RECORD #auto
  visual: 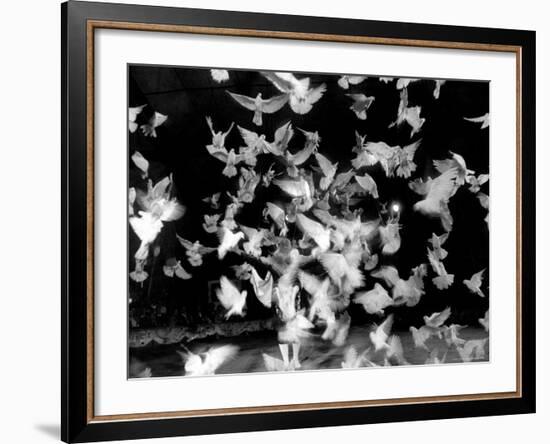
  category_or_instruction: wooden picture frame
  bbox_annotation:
[62,1,536,442]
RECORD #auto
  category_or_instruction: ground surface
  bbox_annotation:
[129,326,488,378]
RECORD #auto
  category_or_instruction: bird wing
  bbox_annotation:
[408,177,432,196]
[427,168,459,202]
[216,276,241,310]
[403,139,421,160]
[427,307,451,327]
[203,345,238,373]
[348,75,367,85]
[271,121,294,153]
[371,266,400,287]
[206,144,229,162]
[129,104,146,122]
[470,269,485,287]
[355,173,378,198]
[226,91,257,111]
[296,214,330,251]
[261,93,289,113]
[262,71,295,93]
[273,178,309,197]
[315,153,337,178]
[379,313,394,337]
[237,125,261,148]
[307,83,327,105]
[131,151,149,175]
[464,113,488,123]
[297,271,323,296]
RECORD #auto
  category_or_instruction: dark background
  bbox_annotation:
[128,65,489,332]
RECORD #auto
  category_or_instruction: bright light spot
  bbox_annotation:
[392,203,400,213]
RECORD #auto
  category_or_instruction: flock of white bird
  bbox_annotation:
[128,69,490,377]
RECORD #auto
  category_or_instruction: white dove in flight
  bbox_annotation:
[463,269,486,297]
[263,71,327,114]
[337,75,366,89]
[140,111,167,138]
[217,227,245,259]
[369,314,394,351]
[423,307,451,329]
[176,235,217,267]
[353,283,393,315]
[410,168,459,232]
[434,151,473,188]
[162,259,192,280]
[409,325,433,350]
[428,232,449,260]
[433,79,446,99]
[346,94,375,120]
[131,151,149,179]
[442,324,467,347]
[464,113,490,129]
[479,310,489,332]
[395,140,421,179]
[355,172,379,198]
[210,69,229,83]
[315,153,338,190]
[379,222,401,255]
[427,248,455,290]
[205,116,234,151]
[178,344,238,376]
[216,276,247,319]
[389,88,425,138]
[296,213,331,252]
[466,173,489,193]
[227,91,288,126]
[249,267,274,308]
[129,104,146,133]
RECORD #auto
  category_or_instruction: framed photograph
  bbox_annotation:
[61,1,536,442]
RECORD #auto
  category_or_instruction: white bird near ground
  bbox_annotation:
[442,324,467,347]
[423,307,451,329]
[129,104,146,133]
[216,276,247,319]
[369,314,394,351]
[210,69,229,83]
[456,338,488,362]
[337,75,366,89]
[346,94,375,120]
[140,111,167,138]
[353,283,393,315]
[409,325,433,350]
[263,71,327,114]
[411,168,459,232]
[463,269,486,297]
[464,113,490,129]
[178,344,239,376]
[227,91,288,126]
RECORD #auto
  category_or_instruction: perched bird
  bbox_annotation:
[337,75,366,89]
[410,168,459,232]
[227,91,288,126]
[216,276,247,319]
[178,344,238,376]
[263,71,327,114]
[463,269,486,297]
[131,151,149,179]
[464,113,490,129]
[129,104,146,133]
[140,111,168,138]
[346,94,375,120]
[210,69,229,83]
[353,283,393,315]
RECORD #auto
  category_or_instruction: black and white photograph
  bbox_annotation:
[127,65,490,378]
